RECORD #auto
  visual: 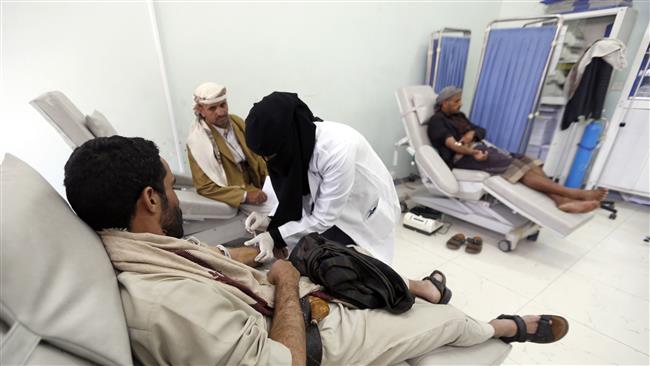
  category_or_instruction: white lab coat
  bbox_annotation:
[278,121,401,264]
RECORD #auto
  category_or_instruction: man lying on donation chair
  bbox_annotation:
[427,86,608,213]
[62,135,570,366]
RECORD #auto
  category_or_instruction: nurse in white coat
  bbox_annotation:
[243,92,401,265]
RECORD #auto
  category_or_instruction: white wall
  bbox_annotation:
[0,2,178,195]
[1,1,504,193]
[155,2,503,177]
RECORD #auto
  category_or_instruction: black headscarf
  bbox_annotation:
[245,92,319,247]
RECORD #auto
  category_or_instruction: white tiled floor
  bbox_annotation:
[393,191,650,365]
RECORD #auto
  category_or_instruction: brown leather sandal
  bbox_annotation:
[446,233,465,250]
[466,236,483,254]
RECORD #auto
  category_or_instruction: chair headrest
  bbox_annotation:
[411,92,436,124]
[30,91,94,148]
[86,110,118,138]
[396,86,436,125]
[0,154,132,365]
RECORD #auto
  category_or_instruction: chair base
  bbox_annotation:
[411,188,540,252]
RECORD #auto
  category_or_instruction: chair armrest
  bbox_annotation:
[173,172,194,188]
[452,169,490,182]
[415,145,459,196]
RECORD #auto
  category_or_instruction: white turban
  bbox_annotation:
[435,86,462,106]
[193,82,227,105]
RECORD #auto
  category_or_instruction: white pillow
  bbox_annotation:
[411,93,435,125]
[85,110,118,138]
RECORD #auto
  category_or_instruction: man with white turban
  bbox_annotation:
[186,82,269,208]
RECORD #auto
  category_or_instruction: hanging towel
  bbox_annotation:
[561,38,627,129]
[186,117,228,187]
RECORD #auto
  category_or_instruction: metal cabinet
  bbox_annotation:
[588,24,650,197]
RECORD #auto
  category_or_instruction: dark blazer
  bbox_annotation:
[426,111,486,167]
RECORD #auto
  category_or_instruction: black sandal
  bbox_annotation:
[496,314,569,344]
[423,270,452,304]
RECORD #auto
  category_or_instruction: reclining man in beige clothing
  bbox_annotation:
[64,135,569,366]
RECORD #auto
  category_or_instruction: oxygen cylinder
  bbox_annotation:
[565,121,604,188]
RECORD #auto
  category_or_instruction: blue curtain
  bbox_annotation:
[435,36,470,93]
[469,26,556,153]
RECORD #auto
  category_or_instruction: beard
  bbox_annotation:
[160,198,184,239]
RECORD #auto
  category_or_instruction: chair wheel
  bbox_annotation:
[526,231,540,241]
[498,240,512,252]
[609,213,617,220]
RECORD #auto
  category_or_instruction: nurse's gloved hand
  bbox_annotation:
[244,212,271,234]
[244,232,275,263]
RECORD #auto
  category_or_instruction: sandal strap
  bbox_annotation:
[531,315,555,343]
[423,274,445,295]
[496,314,528,343]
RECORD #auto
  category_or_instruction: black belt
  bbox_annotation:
[300,297,323,366]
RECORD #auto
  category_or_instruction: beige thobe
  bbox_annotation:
[119,272,494,366]
[188,114,267,208]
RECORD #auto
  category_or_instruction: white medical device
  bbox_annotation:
[402,212,444,235]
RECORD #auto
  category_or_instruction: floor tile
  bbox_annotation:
[564,214,618,249]
[569,228,650,301]
[507,301,650,365]
[502,357,520,365]
[532,271,650,355]
[392,237,448,280]
[447,237,578,299]
[395,223,463,262]
[433,261,530,321]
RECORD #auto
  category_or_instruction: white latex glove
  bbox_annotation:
[244,232,275,263]
[244,211,271,234]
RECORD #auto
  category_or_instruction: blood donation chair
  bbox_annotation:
[395,85,593,251]
[29,91,276,242]
[1,153,511,366]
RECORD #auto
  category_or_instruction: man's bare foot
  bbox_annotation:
[558,200,599,213]
[490,315,540,338]
[409,274,442,304]
[578,187,608,202]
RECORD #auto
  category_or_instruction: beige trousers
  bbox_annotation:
[319,299,494,365]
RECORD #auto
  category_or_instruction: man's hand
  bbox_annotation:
[245,190,267,205]
[473,149,488,161]
[267,260,300,286]
[461,130,476,145]
[273,246,289,260]
[244,232,275,263]
[244,211,271,234]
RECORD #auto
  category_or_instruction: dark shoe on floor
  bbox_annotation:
[466,236,483,254]
[423,270,452,304]
[446,233,465,250]
[497,314,569,344]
